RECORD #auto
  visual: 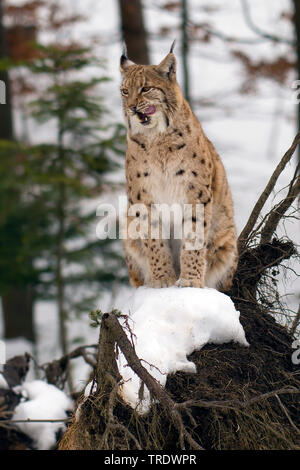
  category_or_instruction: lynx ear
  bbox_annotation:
[156,53,176,80]
[169,39,176,54]
[120,43,135,72]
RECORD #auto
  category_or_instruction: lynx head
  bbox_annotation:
[120,41,183,136]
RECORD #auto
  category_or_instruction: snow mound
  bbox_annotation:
[116,286,249,414]
[13,380,73,449]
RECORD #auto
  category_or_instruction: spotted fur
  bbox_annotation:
[120,50,238,291]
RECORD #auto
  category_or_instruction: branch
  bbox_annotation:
[195,23,270,45]
[175,386,300,411]
[238,132,300,252]
[101,312,204,451]
[240,0,295,45]
[2,418,70,424]
[42,344,97,388]
[260,172,300,244]
[275,394,300,435]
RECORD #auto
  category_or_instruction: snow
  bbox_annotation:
[115,286,249,414]
[0,373,8,389]
[1,0,299,424]
[13,380,73,450]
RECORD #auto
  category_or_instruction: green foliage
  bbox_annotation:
[0,43,127,315]
[88,308,123,328]
[0,141,53,293]
[88,309,103,328]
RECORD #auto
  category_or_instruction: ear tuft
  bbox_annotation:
[120,54,128,66]
[169,39,176,54]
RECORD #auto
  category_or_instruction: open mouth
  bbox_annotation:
[137,112,151,125]
[136,105,156,125]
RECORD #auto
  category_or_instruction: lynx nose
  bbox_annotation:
[130,105,137,114]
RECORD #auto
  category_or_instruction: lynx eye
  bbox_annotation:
[141,86,152,93]
[121,88,129,97]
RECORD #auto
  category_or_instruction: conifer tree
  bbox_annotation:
[26,43,126,355]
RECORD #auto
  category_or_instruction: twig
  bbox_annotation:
[238,132,300,252]
[175,387,300,411]
[42,344,97,371]
[101,312,204,451]
[41,344,98,389]
[275,394,300,435]
[2,418,70,424]
[240,0,295,45]
[260,174,300,244]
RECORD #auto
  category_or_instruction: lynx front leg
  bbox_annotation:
[176,198,212,288]
[144,238,176,288]
[123,238,145,287]
[142,205,176,288]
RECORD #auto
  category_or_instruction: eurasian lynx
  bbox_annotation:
[120,44,238,291]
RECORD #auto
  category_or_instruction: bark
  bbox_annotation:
[0,0,35,343]
[95,313,121,391]
[118,0,149,64]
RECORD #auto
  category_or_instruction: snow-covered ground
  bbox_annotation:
[0,371,73,449]
[12,380,73,449]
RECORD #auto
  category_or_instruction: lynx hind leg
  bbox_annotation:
[205,231,238,292]
[123,237,149,287]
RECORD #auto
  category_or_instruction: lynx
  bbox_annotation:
[120,43,238,291]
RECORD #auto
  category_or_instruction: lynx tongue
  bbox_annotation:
[144,105,156,115]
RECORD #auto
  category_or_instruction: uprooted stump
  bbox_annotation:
[59,240,300,451]
[58,302,299,450]
[59,132,300,450]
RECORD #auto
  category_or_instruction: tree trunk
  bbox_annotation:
[56,124,68,358]
[118,0,149,64]
[0,0,13,140]
[181,0,190,103]
[1,288,34,341]
[0,0,35,343]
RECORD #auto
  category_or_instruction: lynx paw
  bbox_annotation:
[175,278,204,288]
[147,278,176,288]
